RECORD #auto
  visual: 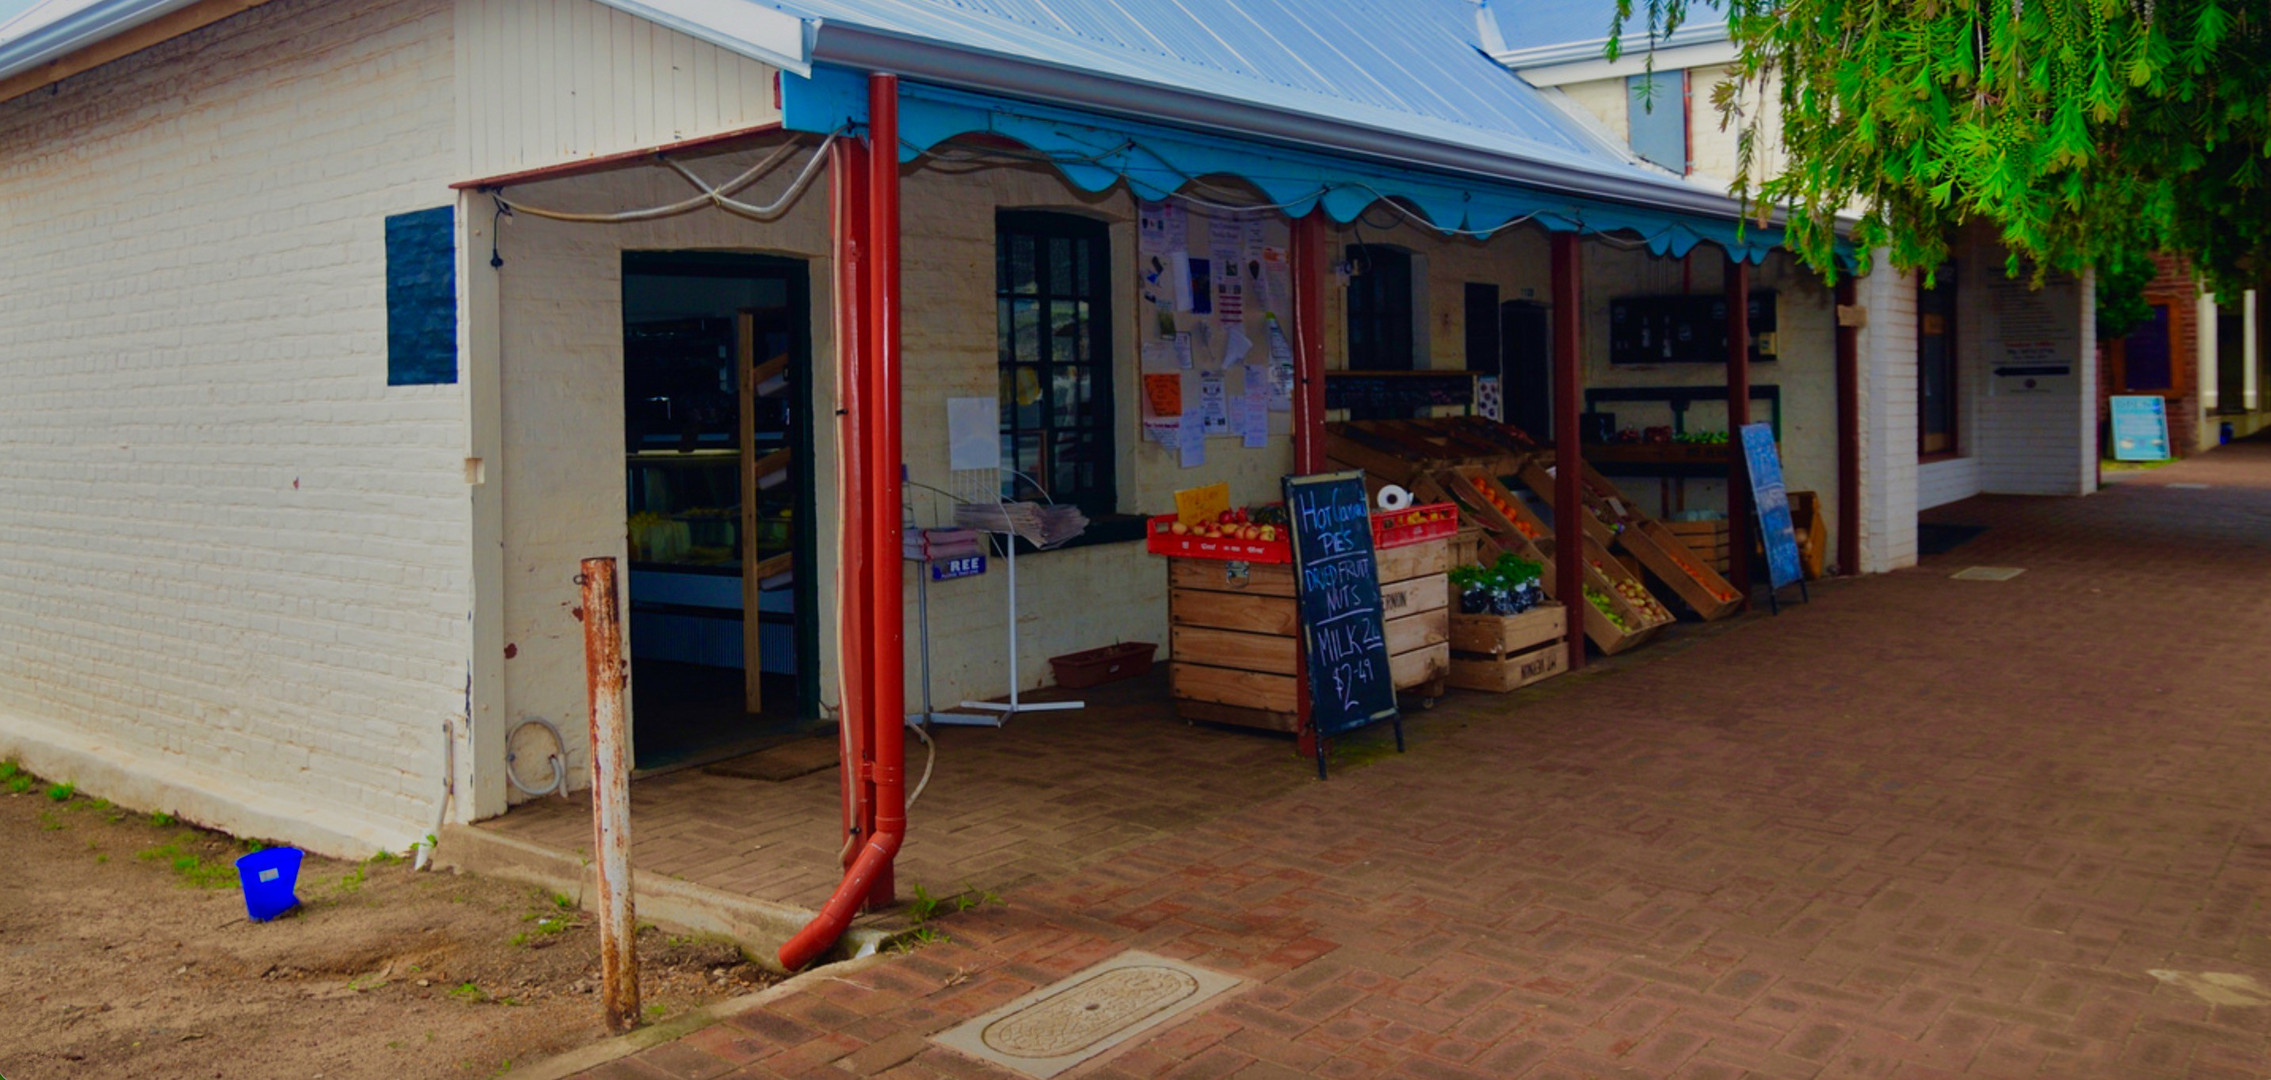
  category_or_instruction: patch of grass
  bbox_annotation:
[135,833,235,889]
[150,811,177,828]
[70,797,113,814]
[39,810,66,832]
[45,781,75,802]
[5,773,32,795]
[551,891,575,912]
[889,926,950,953]
[368,848,405,866]
[908,882,998,925]
[95,853,109,864]
[337,865,367,894]
[447,981,488,1003]
[643,1003,667,1021]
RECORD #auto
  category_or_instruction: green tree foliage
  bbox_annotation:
[1611,0,2267,293]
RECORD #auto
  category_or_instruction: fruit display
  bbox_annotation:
[1588,556,1673,623]
[1661,545,1741,604]
[1449,553,1546,616]
[1673,430,1731,445]
[1583,585,1631,630]
[1166,504,1284,542]
[1461,476,1545,539]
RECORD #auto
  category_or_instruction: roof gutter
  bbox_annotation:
[808,23,1775,227]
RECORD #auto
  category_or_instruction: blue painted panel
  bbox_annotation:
[385,206,457,386]
[1626,73,1686,174]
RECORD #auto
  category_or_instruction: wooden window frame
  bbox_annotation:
[996,210,1117,518]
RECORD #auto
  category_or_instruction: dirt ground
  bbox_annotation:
[0,766,778,1080]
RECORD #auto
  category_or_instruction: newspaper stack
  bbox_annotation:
[954,501,1088,548]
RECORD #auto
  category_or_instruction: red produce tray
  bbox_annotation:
[1144,514,1293,563]
[1371,502,1459,549]
[1048,641,1157,689]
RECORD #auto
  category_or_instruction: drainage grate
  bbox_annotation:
[1951,566,2025,581]
[931,951,1240,1078]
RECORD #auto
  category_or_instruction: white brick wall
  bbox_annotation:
[0,0,471,856]
[1857,252,1919,569]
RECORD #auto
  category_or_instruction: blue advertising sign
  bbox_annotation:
[930,554,987,581]
[1740,422,1804,592]
[2109,395,2171,461]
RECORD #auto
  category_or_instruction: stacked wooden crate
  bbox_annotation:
[1515,456,1743,621]
[1434,466,1671,655]
[1664,520,1730,575]
[1165,536,1451,730]
[1448,603,1567,692]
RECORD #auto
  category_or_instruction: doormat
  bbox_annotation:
[931,951,1239,1079]
[701,737,839,782]
[1917,523,1988,556]
[1951,566,2025,581]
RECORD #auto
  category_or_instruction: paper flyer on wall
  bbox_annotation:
[1197,371,1229,434]
[1265,320,1297,410]
[1137,201,1185,256]
[1222,326,1253,367]
[1144,418,1181,447]
[1178,414,1206,467]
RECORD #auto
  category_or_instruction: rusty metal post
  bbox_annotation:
[579,556,639,1034]
[1550,232,1586,672]
[1725,259,1753,607]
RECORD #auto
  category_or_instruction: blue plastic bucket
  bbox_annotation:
[235,847,304,922]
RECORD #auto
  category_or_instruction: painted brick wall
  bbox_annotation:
[1857,253,1919,569]
[0,0,471,855]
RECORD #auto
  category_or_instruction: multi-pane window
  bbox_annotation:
[1345,245,1415,371]
[1626,71,1689,174]
[997,212,1115,515]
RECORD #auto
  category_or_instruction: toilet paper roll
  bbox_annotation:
[1375,484,1414,512]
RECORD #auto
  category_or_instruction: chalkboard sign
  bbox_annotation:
[1739,422,1804,593]
[2109,395,2171,461]
[1283,471,1401,777]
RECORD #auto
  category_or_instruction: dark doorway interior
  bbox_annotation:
[2218,310,2246,413]
[1499,301,1551,440]
[621,253,817,772]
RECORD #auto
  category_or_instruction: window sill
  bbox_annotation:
[996,513,1147,557]
[1917,450,1965,465]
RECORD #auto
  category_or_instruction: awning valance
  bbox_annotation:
[783,65,1791,263]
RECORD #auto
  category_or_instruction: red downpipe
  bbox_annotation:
[830,135,874,867]
[781,74,906,972]
[862,72,906,910]
[1725,258,1753,606]
[1550,233,1585,672]
[1834,276,1861,576]
[1290,210,1328,474]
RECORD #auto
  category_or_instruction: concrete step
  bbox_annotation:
[435,824,897,973]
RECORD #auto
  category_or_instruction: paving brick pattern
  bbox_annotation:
[566,442,2271,1078]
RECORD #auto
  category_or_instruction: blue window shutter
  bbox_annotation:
[1626,72,1686,174]
[385,206,458,385]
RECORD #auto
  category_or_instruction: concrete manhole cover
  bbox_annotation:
[931,951,1239,1078]
[1950,566,2025,581]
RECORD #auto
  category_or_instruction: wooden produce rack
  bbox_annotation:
[1324,418,1535,491]
[1447,603,1567,693]
[1435,478,1671,655]
[1164,530,1452,732]
[1516,456,1742,622]
[1664,519,1730,575]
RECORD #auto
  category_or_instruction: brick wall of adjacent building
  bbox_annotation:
[0,0,471,855]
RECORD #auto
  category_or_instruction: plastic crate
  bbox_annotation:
[1048,641,1157,689]
[1144,514,1292,563]
[1371,502,1459,548]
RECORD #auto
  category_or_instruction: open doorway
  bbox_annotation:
[621,253,817,771]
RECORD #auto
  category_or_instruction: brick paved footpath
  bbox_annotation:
[571,442,2271,1080]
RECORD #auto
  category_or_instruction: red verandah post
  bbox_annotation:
[578,557,639,1033]
[1550,232,1585,672]
[1725,258,1753,606]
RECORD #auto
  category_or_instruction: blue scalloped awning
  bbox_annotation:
[784,65,1790,263]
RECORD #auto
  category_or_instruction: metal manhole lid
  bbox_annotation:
[930,951,1240,1078]
[1950,566,2025,581]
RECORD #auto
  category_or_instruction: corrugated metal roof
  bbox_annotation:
[763,0,1636,174]
[1483,0,1726,70]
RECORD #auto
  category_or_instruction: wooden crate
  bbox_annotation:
[1488,530,1670,655]
[1434,466,1551,545]
[1324,418,1535,491]
[1448,638,1567,692]
[1166,538,1450,730]
[1522,455,1740,621]
[1376,538,1451,701]
[1789,490,1826,580]
[1169,556,1301,731]
[1448,596,1568,694]
[1512,459,1620,547]
[1620,521,1742,621]
[1664,520,1730,575]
